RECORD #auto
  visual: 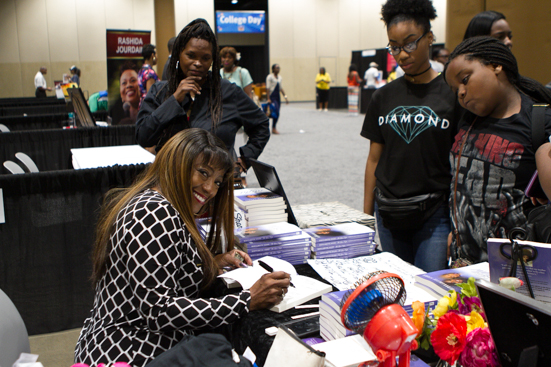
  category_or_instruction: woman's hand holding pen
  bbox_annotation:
[173,76,202,103]
[249,271,291,310]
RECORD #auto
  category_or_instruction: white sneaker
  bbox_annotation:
[323,108,328,112]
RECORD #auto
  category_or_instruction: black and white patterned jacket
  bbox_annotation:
[75,189,250,366]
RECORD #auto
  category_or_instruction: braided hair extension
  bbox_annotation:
[444,36,551,105]
[381,0,437,33]
[165,19,222,130]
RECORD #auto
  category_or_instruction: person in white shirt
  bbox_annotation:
[364,62,380,89]
[34,67,51,98]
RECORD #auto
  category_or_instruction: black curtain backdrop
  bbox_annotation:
[0,97,65,107]
[0,164,148,335]
[0,104,69,117]
[351,49,389,85]
[0,125,136,172]
[0,111,108,132]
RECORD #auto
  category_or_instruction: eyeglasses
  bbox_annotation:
[386,32,428,56]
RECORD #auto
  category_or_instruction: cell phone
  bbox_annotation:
[525,171,547,199]
[278,315,320,338]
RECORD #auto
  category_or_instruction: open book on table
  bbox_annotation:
[218,256,333,313]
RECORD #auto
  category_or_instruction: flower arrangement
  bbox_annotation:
[412,277,500,367]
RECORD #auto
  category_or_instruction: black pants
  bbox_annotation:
[35,88,47,98]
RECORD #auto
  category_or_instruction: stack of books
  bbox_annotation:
[234,188,288,229]
[319,290,355,341]
[320,287,437,342]
[305,222,376,259]
[234,222,312,265]
[414,262,490,299]
[196,217,212,241]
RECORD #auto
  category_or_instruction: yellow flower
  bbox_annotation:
[447,290,458,308]
[433,291,457,319]
[466,310,485,334]
[434,297,450,319]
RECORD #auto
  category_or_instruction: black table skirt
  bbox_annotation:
[0,164,148,335]
[0,125,136,172]
[0,111,110,132]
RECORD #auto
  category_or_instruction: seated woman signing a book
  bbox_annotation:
[74,128,291,367]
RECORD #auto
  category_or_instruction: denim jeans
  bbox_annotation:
[375,202,450,272]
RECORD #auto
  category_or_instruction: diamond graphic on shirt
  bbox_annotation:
[386,106,441,144]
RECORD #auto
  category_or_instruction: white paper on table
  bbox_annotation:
[313,335,377,367]
[71,145,155,170]
[307,252,435,305]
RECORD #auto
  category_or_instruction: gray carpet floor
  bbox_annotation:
[241,102,369,212]
[29,102,372,366]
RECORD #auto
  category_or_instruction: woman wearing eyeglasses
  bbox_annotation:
[361,0,461,272]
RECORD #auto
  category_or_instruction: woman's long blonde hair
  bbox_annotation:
[91,128,235,288]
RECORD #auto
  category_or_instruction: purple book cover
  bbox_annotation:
[248,243,311,256]
[234,188,283,206]
[304,222,374,241]
[313,238,373,250]
[235,222,302,243]
[415,262,489,298]
[302,337,325,346]
[244,233,311,246]
[249,248,310,259]
[315,245,374,256]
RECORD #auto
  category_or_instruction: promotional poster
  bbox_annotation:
[106,29,151,125]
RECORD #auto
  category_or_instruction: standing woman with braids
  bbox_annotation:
[362,0,460,272]
[445,36,551,264]
[135,19,269,175]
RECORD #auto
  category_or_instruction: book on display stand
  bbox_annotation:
[487,237,551,304]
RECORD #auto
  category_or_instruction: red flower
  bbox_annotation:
[430,312,467,365]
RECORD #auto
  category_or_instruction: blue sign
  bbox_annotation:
[216,11,265,33]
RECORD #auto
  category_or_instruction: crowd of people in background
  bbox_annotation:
[23,2,551,364]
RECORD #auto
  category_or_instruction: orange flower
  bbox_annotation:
[411,300,425,335]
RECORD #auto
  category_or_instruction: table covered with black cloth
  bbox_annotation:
[0,125,136,172]
[0,164,148,335]
[0,104,68,116]
[0,111,109,132]
[0,96,65,108]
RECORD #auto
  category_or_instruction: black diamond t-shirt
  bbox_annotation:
[361,74,461,198]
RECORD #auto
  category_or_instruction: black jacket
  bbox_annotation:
[135,77,270,167]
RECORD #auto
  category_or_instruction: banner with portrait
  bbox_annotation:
[106,29,151,125]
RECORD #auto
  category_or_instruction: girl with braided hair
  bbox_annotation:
[361,0,460,272]
[463,10,513,49]
[136,19,269,175]
[445,36,551,264]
